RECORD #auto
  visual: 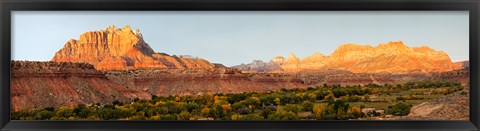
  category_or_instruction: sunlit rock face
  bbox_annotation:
[51,25,215,70]
[321,41,459,73]
[234,41,462,73]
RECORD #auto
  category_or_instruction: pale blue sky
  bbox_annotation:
[12,11,469,66]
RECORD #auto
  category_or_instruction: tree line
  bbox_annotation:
[12,81,463,120]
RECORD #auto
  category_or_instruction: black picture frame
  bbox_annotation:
[0,0,479,131]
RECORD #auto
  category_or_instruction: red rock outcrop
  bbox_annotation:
[234,41,463,73]
[282,53,301,71]
[321,41,460,73]
[51,25,215,70]
[10,61,151,111]
[105,68,307,97]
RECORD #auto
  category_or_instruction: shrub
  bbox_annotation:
[260,107,275,119]
[177,110,192,120]
[324,93,335,102]
[386,102,412,116]
[307,93,317,101]
[34,110,54,120]
[55,107,75,118]
[200,107,211,117]
[367,110,381,117]
[267,111,299,120]
[97,108,131,120]
[238,107,251,115]
[159,114,177,120]
[130,115,146,120]
[235,114,264,120]
[112,100,123,106]
[74,104,92,118]
[348,95,362,102]
[302,101,314,112]
[11,109,34,120]
[283,104,299,114]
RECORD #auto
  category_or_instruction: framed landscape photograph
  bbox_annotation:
[0,0,479,131]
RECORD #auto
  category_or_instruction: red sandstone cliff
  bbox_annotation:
[319,41,460,73]
[10,61,151,111]
[51,25,215,70]
[234,41,463,73]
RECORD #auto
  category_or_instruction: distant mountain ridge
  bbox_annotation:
[51,25,216,70]
[231,60,282,72]
[232,41,464,73]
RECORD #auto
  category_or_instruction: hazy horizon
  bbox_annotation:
[12,11,469,66]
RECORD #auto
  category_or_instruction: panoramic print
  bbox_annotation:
[11,11,469,120]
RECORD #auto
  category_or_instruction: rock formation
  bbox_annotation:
[231,60,282,73]
[51,25,215,70]
[231,57,287,73]
[320,41,460,73]
[10,61,151,111]
[455,61,469,68]
[233,41,463,73]
[298,52,327,69]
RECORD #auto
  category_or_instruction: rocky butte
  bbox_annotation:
[233,41,464,73]
[51,25,216,70]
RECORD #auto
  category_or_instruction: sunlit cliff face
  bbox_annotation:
[51,25,215,70]
[234,41,462,74]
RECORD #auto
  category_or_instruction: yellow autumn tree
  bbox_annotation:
[231,114,241,120]
[324,93,335,101]
[201,107,210,117]
[313,104,324,120]
[308,93,317,101]
[221,104,232,112]
[274,98,281,105]
[214,95,219,101]
[175,96,181,102]
[248,105,254,112]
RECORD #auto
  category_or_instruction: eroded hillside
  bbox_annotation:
[11,61,469,111]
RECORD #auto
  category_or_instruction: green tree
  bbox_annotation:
[307,93,317,101]
[260,107,275,119]
[160,114,177,120]
[200,107,211,118]
[237,114,264,120]
[112,100,123,106]
[267,111,299,120]
[177,110,192,120]
[130,115,146,120]
[302,101,314,112]
[386,102,412,116]
[34,110,54,120]
[74,104,92,119]
[55,107,75,118]
[324,93,335,102]
[284,104,299,114]
[238,106,251,115]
